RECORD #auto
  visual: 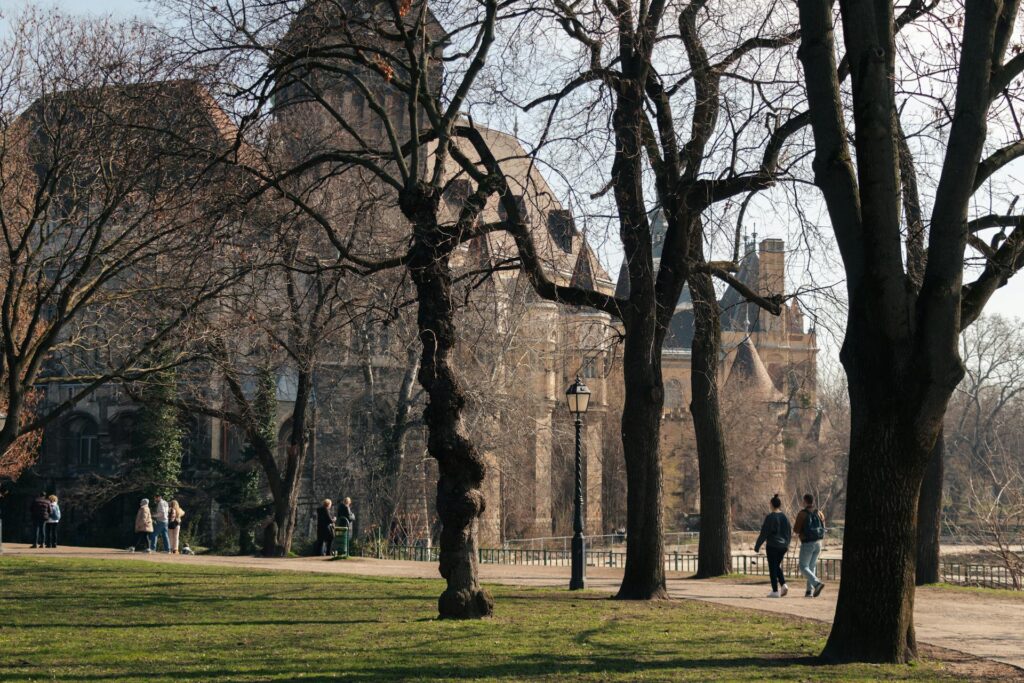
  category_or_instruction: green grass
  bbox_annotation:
[0,557,966,682]
[924,582,1024,600]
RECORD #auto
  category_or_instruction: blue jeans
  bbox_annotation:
[33,521,46,546]
[150,521,170,552]
[798,541,822,592]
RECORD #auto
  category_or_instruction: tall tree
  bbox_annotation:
[506,0,805,587]
[0,10,243,465]
[796,0,1024,662]
[162,0,546,617]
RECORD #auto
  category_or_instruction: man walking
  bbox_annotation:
[792,493,826,597]
[150,494,171,553]
[29,492,50,548]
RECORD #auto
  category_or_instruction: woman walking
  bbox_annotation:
[168,500,185,554]
[134,499,154,552]
[45,495,61,548]
[754,494,792,597]
[316,499,336,556]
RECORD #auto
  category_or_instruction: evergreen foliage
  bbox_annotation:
[131,370,183,498]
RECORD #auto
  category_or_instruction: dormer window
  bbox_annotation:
[547,209,575,253]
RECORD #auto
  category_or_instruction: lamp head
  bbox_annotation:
[565,376,591,415]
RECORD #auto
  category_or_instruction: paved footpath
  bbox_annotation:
[4,544,1022,671]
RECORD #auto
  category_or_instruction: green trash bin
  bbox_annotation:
[334,525,351,558]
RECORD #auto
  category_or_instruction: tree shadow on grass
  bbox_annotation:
[0,655,899,683]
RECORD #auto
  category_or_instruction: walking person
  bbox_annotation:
[315,499,336,556]
[754,493,792,597]
[29,492,50,548]
[134,499,154,552]
[150,494,170,553]
[167,500,185,554]
[793,493,827,597]
[44,495,61,548]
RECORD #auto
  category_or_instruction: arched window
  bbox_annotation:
[62,414,99,467]
[107,411,137,464]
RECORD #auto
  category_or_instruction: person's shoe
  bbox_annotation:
[145,548,153,553]
[780,584,789,597]
[767,591,781,598]
[813,582,825,597]
[804,590,813,597]
[30,544,38,549]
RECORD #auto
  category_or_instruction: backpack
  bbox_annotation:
[49,503,61,522]
[805,509,825,541]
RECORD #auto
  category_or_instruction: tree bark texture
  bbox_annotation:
[614,313,669,599]
[688,270,732,578]
[407,200,493,619]
[915,429,944,586]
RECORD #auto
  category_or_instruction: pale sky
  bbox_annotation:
[12,0,1024,325]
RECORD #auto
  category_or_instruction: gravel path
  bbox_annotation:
[5,543,1022,671]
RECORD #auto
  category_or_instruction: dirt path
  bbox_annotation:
[4,544,1022,671]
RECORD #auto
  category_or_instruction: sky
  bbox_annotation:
[8,0,1024,328]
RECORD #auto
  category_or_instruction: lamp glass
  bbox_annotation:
[565,380,591,414]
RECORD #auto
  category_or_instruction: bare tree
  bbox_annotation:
[0,11,244,476]
[796,0,1024,662]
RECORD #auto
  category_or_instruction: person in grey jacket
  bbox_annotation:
[754,494,792,597]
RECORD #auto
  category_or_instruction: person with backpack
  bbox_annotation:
[754,493,792,597]
[792,493,827,597]
[44,495,61,548]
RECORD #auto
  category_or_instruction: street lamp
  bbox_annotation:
[565,376,591,590]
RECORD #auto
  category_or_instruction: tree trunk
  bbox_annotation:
[614,316,668,600]
[915,428,944,585]
[688,271,732,578]
[407,206,493,619]
[271,492,296,557]
[822,342,938,662]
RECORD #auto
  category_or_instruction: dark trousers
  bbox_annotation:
[32,522,46,547]
[766,547,787,592]
[317,532,335,556]
[134,531,150,551]
[44,523,59,548]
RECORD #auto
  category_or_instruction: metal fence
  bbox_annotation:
[358,545,1018,590]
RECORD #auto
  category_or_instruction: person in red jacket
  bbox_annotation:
[29,492,50,548]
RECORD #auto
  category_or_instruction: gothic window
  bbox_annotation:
[581,358,598,379]
[445,178,472,207]
[108,411,137,463]
[547,210,575,253]
[62,414,99,467]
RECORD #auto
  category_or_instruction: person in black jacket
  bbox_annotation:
[754,494,792,597]
[29,492,51,548]
[315,499,336,556]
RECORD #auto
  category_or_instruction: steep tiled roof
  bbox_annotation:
[724,338,785,403]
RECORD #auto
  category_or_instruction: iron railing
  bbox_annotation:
[357,545,1018,590]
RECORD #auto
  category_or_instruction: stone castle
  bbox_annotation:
[5,0,820,547]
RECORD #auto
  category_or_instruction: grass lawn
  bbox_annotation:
[0,557,993,681]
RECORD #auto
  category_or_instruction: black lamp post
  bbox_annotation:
[565,376,591,590]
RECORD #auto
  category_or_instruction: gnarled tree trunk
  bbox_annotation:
[407,199,493,619]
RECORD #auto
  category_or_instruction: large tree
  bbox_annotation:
[796,0,1024,662]
[502,0,810,587]
[162,0,565,617]
[0,11,243,471]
